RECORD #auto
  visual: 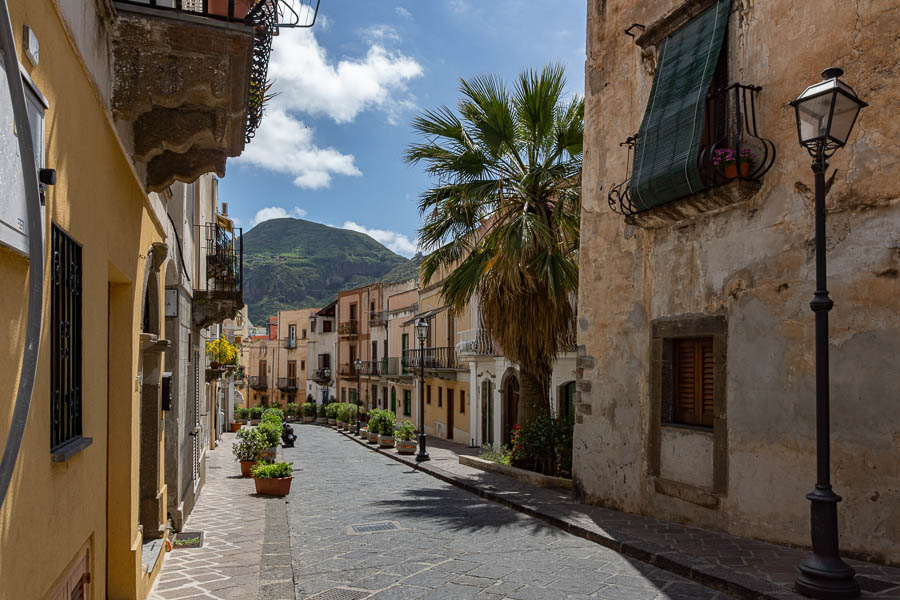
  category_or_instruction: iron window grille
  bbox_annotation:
[51,224,83,451]
[203,223,242,293]
[609,83,776,216]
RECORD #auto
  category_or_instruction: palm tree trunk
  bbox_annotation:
[518,367,549,425]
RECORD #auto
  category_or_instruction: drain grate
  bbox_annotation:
[310,589,369,600]
[350,521,398,534]
[857,576,898,594]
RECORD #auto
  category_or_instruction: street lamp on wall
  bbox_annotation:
[789,67,866,600]
[353,357,363,435]
[414,317,430,462]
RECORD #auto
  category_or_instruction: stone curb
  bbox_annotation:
[326,425,801,600]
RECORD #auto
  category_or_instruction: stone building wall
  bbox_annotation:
[576,0,899,564]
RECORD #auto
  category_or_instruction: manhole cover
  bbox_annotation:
[349,521,398,534]
[172,531,203,549]
[857,576,898,594]
[310,589,368,600]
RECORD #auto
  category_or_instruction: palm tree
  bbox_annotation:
[405,63,582,423]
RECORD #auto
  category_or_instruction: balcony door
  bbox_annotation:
[447,388,454,440]
[287,361,296,379]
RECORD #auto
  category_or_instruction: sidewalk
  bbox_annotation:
[336,427,900,600]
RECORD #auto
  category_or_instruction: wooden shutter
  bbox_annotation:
[629,0,731,211]
[673,337,714,427]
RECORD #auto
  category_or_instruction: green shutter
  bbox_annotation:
[629,0,731,211]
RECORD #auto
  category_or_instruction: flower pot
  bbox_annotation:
[304,416,314,423]
[253,476,293,497]
[240,460,257,477]
[260,447,276,461]
[723,162,751,179]
[317,417,327,424]
[230,422,243,433]
[358,428,368,439]
[209,361,220,369]
[367,430,379,444]
[250,419,260,426]
[336,420,344,429]
[328,418,336,425]
[207,0,254,19]
[377,435,395,449]
[396,439,417,455]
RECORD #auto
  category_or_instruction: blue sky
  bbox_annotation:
[222,0,586,257]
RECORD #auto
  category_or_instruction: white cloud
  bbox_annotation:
[343,221,418,257]
[252,205,309,227]
[448,0,468,13]
[237,28,423,188]
[361,24,401,43]
[395,6,411,18]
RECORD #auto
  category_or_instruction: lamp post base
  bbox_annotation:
[355,419,361,436]
[795,487,859,599]
[415,433,430,462]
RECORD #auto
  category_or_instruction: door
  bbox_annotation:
[447,389,454,440]
[503,376,519,446]
[382,386,388,409]
[481,380,493,446]
[391,387,396,413]
[401,333,409,374]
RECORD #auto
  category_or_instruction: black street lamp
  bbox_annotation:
[414,317,430,462]
[354,358,363,435]
[789,67,866,600]
[320,367,331,405]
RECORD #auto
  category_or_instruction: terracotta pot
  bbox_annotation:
[396,439,417,455]
[367,430,379,444]
[378,435,395,449]
[210,361,220,369]
[304,416,314,422]
[317,417,327,424]
[358,428,368,439]
[230,422,243,433]
[254,476,293,496]
[328,418,336,425]
[250,419,260,426]
[207,0,254,19]
[723,162,751,179]
[260,447,276,461]
[336,420,344,429]
[240,460,257,477]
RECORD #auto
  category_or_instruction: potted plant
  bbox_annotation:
[208,0,255,20]
[233,427,268,477]
[257,421,281,460]
[345,404,358,431]
[249,404,264,425]
[317,404,327,424]
[326,402,338,425]
[712,147,754,179]
[251,461,294,496]
[377,411,396,448]
[302,402,316,422]
[206,336,239,370]
[232,406,250,432]
[262,407,284,424]
[366,409,382,443]
[395,421,417,455]
[285,402,300,422]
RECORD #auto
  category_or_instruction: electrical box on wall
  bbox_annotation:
[23,25,38,66]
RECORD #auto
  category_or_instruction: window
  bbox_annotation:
[438,387,443,408]
[323,320,333,333]
[49,548,89,600]
[51,224,83,451]
[671,338,714,427]
[287,361,296,378]
[301,328,307,339]
[289,325,296,341]
[560,381,576,421]
[460,390,465,414]
[341,388,346,403]
[349,303,357,320]
[403,389,411,416]
[372,340,378,362]
[426,385,431,405]
[300,360,305,371]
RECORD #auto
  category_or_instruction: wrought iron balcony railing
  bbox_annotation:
[369,311,388,327]
[456,328,498,357]
[312,368,332,384]
[203,222,243,294]
[248,375,267,389]
[338,320,359,336]
[402,347,459,371]
[609,83,775,216]
[359,360,380,376]
[338,364,358,378]
[282,337,297,349]
[380,357,403,377]
[277,377,298,390]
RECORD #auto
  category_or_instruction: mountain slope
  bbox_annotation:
[240,218,416,323]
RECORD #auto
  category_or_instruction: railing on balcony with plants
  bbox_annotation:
[282,337,296,349]
[608,83,776,216]
[114,0,321,142]
[358,361,380,376]
[338,320,358,336]
[203,222,243,294]
[248,375,267,389]
[312,368,331,384]
[402,347,459,371]
[456,328,498,357]
[277,377,298,390]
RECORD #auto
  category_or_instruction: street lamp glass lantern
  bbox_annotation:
[323,368,330,379]
[415,317,429,343]
[790,68,867,154]
[353,358,362,370]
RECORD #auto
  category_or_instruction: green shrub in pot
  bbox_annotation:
[249,404,264,421]
[284,402,300,419]
[262,407,284,424]
[258,421,281,449]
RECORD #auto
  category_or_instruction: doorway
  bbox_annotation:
[391,387,396,413]
[447,388,454,440]
[480,379,494,447]
[502,374,519,446]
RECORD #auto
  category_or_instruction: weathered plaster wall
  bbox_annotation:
[576,0,899,564]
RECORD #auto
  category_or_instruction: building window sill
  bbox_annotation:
[661,422,714,435]
[625,179,762,229]
[652,476,720,509]
[51,437,93,462]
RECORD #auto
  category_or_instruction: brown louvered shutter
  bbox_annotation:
[673,337,715,427]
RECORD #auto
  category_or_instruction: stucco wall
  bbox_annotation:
[576,0,899,564]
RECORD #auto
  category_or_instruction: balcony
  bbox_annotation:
[359,360,380,376]
[402,347,459,371]
[312,368,332,385]
[338,320,359,337]
[193,222,243,327]
[369,311,387,327]
[456,328,498,358]
[248,375,267,389]
[277,377,298,391]
[608,83,775,227]
[283,337,297,349]
[379,357,403,378]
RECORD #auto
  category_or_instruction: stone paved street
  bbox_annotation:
[278,426,730,600]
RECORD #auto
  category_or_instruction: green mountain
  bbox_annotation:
[240,218,418,324]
